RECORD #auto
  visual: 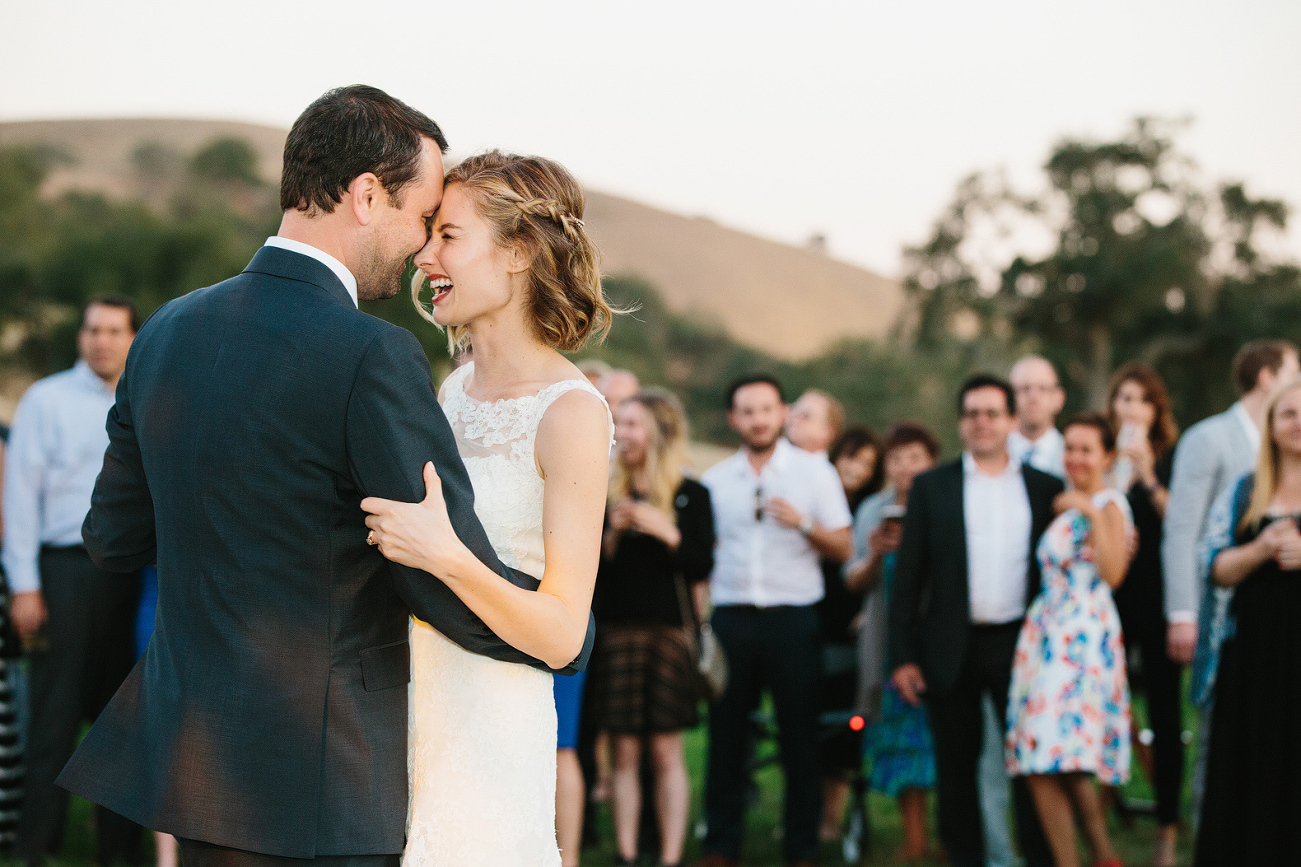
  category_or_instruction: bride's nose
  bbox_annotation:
[413,236,440,271]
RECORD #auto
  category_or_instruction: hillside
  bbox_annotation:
[0,118,902,360]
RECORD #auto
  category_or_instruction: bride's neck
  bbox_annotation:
[464,314,552,390]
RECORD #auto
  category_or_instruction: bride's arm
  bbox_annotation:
[362,389,610,669]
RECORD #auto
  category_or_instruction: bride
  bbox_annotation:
[361,151,615,866]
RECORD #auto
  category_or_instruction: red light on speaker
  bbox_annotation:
[849,715,865,732]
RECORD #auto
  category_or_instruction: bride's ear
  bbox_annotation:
[505,240,536,275]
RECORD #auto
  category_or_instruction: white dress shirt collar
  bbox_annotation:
[731,436,798,476]
[71,359,115,395]
[962,450,1021,481]
[1008,427,1065,479]
[264,237,358,308]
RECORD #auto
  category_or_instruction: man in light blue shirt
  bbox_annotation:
[2,296,142,867]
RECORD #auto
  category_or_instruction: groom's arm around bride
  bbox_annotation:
[343,322,598,661]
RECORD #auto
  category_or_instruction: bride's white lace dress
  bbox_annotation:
[404,362,610,867]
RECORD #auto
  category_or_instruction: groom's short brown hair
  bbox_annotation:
[280,84,449,215]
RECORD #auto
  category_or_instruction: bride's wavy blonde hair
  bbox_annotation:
[412,150,613,354]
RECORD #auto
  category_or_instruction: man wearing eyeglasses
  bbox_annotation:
[887,374,1060,867]
[698,375,852,867]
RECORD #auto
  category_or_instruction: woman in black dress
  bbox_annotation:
[1105,363,1183,866]
[1195,377,1301,864]
[590,388,715,867]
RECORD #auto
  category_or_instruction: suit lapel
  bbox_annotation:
[1020,465,1054,601]
[938,460,969,604]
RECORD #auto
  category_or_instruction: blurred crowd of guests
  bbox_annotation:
[0,301,1299,867]
[561,339,1301,867]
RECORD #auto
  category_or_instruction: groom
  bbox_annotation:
[57,85,593,867]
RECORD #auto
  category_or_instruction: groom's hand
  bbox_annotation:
[363,462,472,580]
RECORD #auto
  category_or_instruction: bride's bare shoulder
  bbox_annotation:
[534,385,611,476]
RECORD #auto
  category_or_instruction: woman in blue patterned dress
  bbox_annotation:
[1005,413,1132,867]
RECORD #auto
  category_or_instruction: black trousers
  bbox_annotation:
[703,604,822,863]
[926,622,1052,867]
[15,546,142,866]
[180,839,399,867]
[1123,615,1186,825]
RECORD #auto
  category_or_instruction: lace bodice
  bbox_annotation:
[439,362,613,575]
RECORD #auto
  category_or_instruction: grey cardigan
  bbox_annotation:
[1161,404,1257,620]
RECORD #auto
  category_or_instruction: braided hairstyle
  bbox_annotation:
[413,150,613,353]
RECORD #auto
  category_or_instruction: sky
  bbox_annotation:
[4,0,1299,277]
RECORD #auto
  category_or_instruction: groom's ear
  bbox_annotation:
[349,173,383,227]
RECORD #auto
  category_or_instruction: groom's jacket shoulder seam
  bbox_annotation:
[239,265,344,301]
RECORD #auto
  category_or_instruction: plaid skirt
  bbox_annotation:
[589,624,700,735]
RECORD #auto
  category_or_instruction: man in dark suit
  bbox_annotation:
[57,85,593,867]
[887,374,1060,867]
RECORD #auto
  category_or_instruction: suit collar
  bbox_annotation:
[242,245,355,309]
[262,237,358,306]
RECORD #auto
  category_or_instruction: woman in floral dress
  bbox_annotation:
[1006,412,1132,867]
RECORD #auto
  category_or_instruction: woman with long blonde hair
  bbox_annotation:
[589,388,715,867]
[1195,376,1301,864]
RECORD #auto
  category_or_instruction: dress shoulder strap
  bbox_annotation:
[441,361,472,397]
[1092,487,1135,532]
[530,377,615,450]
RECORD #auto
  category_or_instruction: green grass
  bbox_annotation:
[16,694,1196,867]
[579,693,1196,866]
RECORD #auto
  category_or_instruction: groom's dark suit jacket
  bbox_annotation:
[58,246,594,858]
[887,458,1063,697]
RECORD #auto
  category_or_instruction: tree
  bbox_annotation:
[189,137,262,187]
[902,118,1301,425]
[0,143,278,376]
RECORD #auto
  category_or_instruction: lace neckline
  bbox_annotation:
[442,362,613,456]
[448,363,590,408]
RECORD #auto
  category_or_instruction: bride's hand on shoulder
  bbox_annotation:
[362,462,472,579]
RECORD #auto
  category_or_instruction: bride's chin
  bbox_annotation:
[431,307,467,328]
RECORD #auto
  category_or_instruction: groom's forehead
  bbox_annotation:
[409,141,446,209]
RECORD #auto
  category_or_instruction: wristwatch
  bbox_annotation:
[798,514,815,536]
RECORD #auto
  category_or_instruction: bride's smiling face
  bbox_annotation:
[413,183,526,328]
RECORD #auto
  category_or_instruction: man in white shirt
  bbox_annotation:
[976,355,1067,867]
[3,297,141,867]
[698,376,852,867]
[1007,356,1066,479]
[888,375,1059,867]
